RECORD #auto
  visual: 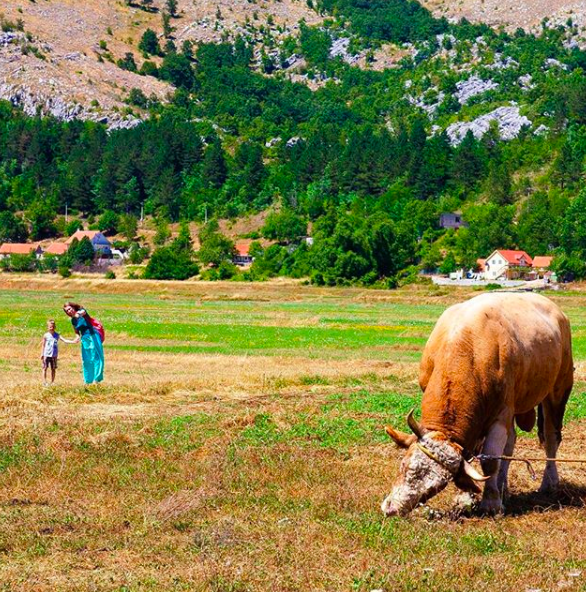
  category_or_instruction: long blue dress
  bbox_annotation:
[72,315,104,384]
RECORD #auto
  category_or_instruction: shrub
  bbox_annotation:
[128,242,150,264]
[105,270,116,279]
[58,265,72,278]
[551,253,586,282]
[7,253,35,272]
[218,260,237,279]
[144,246,199,280]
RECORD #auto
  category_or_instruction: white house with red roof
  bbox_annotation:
[484,249,533,280]
[0,243,44,259]
[66,230,111,255]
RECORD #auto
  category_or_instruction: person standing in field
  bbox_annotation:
[63,302,105,384]
[40,319,70,386]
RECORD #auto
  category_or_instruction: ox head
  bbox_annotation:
[381,410,488,517]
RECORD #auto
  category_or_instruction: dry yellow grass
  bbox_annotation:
[1,277,586,591]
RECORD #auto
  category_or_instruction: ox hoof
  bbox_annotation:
[538,482,559,494]
[479,497,503,516]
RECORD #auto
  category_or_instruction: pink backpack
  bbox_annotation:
[89,317,105,343]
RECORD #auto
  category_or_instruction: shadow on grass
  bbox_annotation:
[504,481,586,516]
[437,482,586,521]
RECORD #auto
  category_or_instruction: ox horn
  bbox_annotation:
[406,409,426,440]
[462,459,490,482]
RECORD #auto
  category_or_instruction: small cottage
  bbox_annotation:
[233,241,254,266]
[439,212,468,230]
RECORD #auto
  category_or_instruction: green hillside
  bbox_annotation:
[1,2,586,284]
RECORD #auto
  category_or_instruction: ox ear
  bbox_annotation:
[385,425,417,449]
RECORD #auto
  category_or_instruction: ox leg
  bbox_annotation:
[479,419,510,515]
[538,399,564,493]
[497,424,517,500]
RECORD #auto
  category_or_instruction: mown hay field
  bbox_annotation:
[1,277,586,591]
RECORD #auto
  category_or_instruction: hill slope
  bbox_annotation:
[422,0,586,31]
[0,0,321,126]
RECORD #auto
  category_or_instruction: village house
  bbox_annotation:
[66,230,112,256]
[484,249,533,280]
[439,212,468,230]
[0,243,44,260]
[531,256,554,280]
[233,241,254,267]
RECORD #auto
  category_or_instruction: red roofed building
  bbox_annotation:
[532,256,553,270]
[44,242,69,256]
[484,249,533,280]
[0,243,43,259]
[233,240,254,266]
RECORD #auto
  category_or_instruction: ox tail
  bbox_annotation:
[537,403,544,447]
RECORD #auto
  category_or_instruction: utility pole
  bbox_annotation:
[65,201,68,222]
[204,204,208,224]
[140,202,144,224]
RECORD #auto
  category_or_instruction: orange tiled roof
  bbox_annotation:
[45,242,69,255]
[532,256,553,269]
[234,241,252,257]
[0,243,41,255]
[66,230,101,244]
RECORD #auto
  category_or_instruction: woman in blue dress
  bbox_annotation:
[63,302,104,384]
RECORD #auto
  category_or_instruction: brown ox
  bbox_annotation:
[382,292,573,516]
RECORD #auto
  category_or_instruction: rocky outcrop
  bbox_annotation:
[446,105,531,145]
[0,83,142,130]
[329,37,360,64]
[455,75,499,104]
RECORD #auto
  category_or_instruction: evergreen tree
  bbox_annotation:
[166,0,178,17]
[560,188,586,259]
[203,140,228,189]
[159,52,194,88]
[117,52,137,72]
[138,29,161,56]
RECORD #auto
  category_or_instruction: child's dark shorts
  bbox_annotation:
[43,356,57,370]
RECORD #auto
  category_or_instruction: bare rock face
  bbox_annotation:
[446,105,531,145]
[0,83,142,130]
[455,76,499,104]
[329,37,360,64]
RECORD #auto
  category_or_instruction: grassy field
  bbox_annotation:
[1,277,586,591]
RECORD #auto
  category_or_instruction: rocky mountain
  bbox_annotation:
[0,0,321,127]
[2,0,584,129]
[422,0,586,32]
